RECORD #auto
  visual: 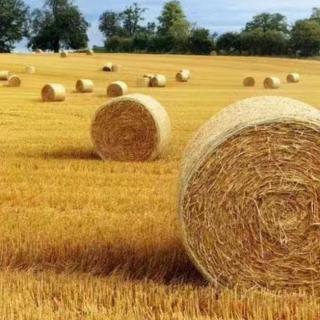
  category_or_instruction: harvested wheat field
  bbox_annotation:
[1,52,320,319]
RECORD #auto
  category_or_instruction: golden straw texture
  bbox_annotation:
[75,79,94,93]
[107,81,128,97]
[41,83,66,102]
[243,76,255,87]
[91,93,171,162]
[287,73,300,83]
[179,96,320,291]
[150,75,167,87]
[264,77,281,89]
[25,65,36,74]
[102,63,113,72]
[136,77,151,87]
[112,64,121,72]
[0,71,10,80]
[8,75,21,87]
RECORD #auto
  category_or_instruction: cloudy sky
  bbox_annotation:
[20,0,320,48]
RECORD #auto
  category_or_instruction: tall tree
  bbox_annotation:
[122,3,146,37]
[158,0,189,35]
[99,11,124,38]
[291,19,320,56]
[28,0,89,52]
[245,13,288,33]
[0,0,29,52]
[216,32,241,54]
[188,28,214,55]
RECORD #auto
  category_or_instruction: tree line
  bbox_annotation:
[2,0,320,57]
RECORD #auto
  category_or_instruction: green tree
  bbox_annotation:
[216,32,241,54]
[28,0,89,52]
[188,28,214,55]
[122,3,146,37]
[99,11,124,38]
[245,13,288,33]
[291,19,320,56]
[0,0,29,52]
[158,1,189,35]
[310,7,320,20]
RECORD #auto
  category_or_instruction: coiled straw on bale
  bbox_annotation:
[91,93,171,162]
[8,75,21,87]
[76,79,94,93]
[107,81,128,97]
[264,77,281,89]
[179,96,320,290]
[287,73,300,83]
[0,71,10,80]
[41,83,66,102]
[243,76,255,87]
[150,75,167,87]
[102,63,113,72]
[176,69,191,82]
[25,65,36,74]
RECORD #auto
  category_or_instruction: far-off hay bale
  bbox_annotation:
[243,76,256,87]
[102,63,113,72]
[136,77,151,87]
[91,93,171,162]
[41,83,66,102]
[176,69,191,82]
[179,96,320,290]
[60,51,68,58]
[35,49,43,53]
[287,73,300,83]
[143,74,154,79]
[25,65,36,74]
[107,81,128,97]
[150,75,167,87]
[76,79,94,93]
[8,75,21,87]
[210,50,217,56]
[264,77,281,89]
[0,71,10,80]
[112,64,121,72]
[86,49,94,55]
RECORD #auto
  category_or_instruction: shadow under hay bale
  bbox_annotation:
[91,93,171,162]
[179,96,320,291]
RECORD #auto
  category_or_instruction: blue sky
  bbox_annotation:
[19,0,320,49]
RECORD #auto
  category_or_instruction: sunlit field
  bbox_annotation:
[1,53,320,319]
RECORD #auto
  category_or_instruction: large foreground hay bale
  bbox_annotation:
[76,79,94,93]
[8,75,21,87]
[176,69,191,82]
[150,75,167,87]
[243,76,255,87]
[264,77,281,89]
[25,65,36,74]
[287,73,300,83]
[107,81,128,97]
[91,94,171,162]
[179,96,320,290]
[102,63,113,72]
[0,71,10,80]
[41,83,66,102]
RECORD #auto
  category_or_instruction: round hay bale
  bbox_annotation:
[25,65,36,74]
[179,96,320,290]
[0,71,10,81]
[102,63,113,72]
[176,69,191,82]
[35,49,43,53]
[91,93,171,162]
[150,75,167,87]
[107,81,128,97]
[264,77,281,89]
[86,49,94,55]
[76,79,94,93]
[137,77,151,87]
[112,64,121,72]
[41,83,66,102]
[243,76,255,87]
[210,50,217,56]
[60,51,68,58]
[8,75,21,87]
[287,73,300,83]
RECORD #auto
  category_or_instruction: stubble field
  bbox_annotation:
[0,52,320,319]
